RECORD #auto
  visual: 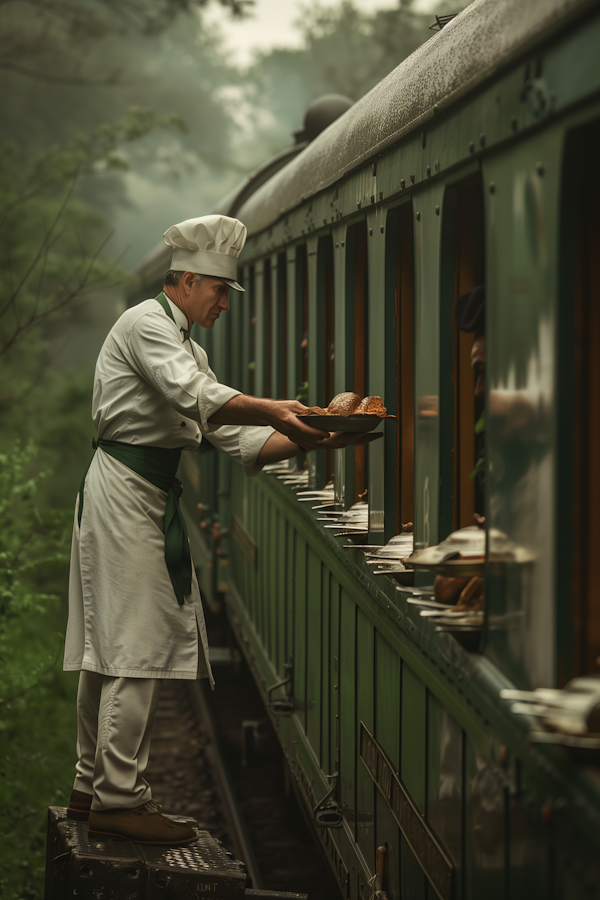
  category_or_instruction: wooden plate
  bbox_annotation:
[300,414,383,432]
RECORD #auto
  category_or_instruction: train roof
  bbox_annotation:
[236,0,595,236]
[136,0,594,284]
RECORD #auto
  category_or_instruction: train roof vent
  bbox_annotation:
[293,94,354,144]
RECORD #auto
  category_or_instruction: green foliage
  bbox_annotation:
[0,104,188,352]
[296,381,308,403]
[0,102,186,900]
[0,442,68,626]
[0,440,76,900]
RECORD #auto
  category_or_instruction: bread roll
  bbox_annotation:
[327,392,361,415]
[355,396,387,415]
[453,576,484,611]
[434,575,471,605]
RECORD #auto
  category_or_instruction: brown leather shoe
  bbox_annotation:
[88,800,198,845]
[67,789,93,821]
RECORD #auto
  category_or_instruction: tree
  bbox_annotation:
[0,0,253,82]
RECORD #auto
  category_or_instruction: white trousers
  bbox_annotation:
[73,671,163,811]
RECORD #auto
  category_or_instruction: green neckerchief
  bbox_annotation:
[77,293,192,606]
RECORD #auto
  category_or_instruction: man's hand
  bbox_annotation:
[256,427,382,465]
[209,395,384,461]
[263,400,330,451]
[316,430,383,449]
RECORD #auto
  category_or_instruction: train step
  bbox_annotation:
[44,806,308,900]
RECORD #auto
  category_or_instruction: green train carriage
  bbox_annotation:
[137,0,600,895]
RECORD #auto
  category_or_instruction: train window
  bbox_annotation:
[323,242,335,409]
[440,174,486,536]
[276,253,287,399]
[299,246,309,399]
[245,265,256,396]
[394,205,415,533]
[263,258,272,398]
[318,236,335,482]
[559,119,600,678]
[349,221,369,500]
[308,235,335,487]
[229,277,243,392]
[286,244,308,405]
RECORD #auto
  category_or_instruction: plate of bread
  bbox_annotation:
[301,392,394,431]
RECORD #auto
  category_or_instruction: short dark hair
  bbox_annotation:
[164,270,207,286]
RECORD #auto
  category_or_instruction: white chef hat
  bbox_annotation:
[163,215,247,291]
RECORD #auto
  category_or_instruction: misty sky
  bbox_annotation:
[204,0,403,65]
[105,0,450,275]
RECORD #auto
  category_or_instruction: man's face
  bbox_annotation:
[471,335,486,399]
[187,276,230,328]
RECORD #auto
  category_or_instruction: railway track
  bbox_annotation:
[145,647,341,900]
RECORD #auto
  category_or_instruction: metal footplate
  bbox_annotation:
[44,807,308,900]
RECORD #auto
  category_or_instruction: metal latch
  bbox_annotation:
[267,663,294,716]
[313,773,342,829]
[520,77,553,118]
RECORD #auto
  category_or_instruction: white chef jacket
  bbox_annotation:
[63,295,274,684]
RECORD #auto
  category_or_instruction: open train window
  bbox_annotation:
[440,174,486,536]
[393,205,415,533]
[559,119,600,678]
[349,221,369,500]
[276,253,287,399]
[245,265,256,396]
[287,244,308,405]
[299,246,309,399]
[323,244,335,409]
[263,258,272,398]
[308,236,335,487]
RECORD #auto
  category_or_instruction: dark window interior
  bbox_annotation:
[321,237,335,482]
[248,265,255,396]
[263,258,272,399]
[395,205,415,532]
[441,174,486,533]
[352,222,368,501]
[278,254,288,399]
[562,120,600,677]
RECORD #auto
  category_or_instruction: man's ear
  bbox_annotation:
[182,271,196,294]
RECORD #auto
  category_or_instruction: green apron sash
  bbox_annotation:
[77,292,193,606]
[155,291,174,323]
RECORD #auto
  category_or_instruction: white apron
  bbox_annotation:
[64,448,213,684]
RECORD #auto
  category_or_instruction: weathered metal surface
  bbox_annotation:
[236,0,597,235]
[483,128,563,689]
[44,807,308,900]
[427,695,463,890]
[360,724,453,900]
[231,515,257,569]
[221,466,600,900]
[44,807,247,900]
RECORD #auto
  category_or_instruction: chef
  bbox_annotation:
[63,214,379,845]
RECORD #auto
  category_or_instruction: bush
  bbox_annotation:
[0,440,77,900]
